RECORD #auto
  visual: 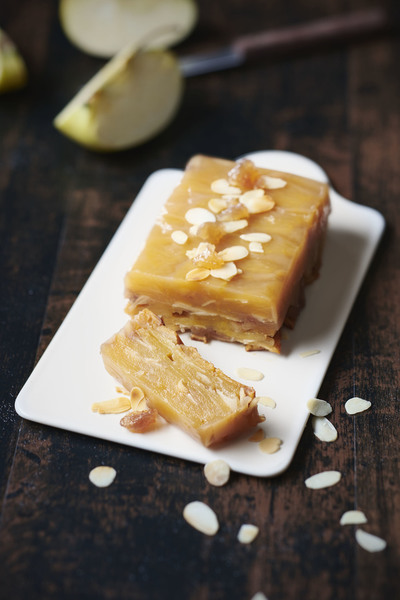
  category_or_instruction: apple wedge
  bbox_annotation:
[0,28,28,93]
[59,0,198,58]
[53,43,183,151]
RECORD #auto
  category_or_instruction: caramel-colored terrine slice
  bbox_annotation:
[125,155,330,352]
[101,309,261,447]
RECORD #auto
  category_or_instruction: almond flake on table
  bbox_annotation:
[345,397,372,415]
[355,529,387,552]
[204,459,230,487]
[340,510,368,525]
[236,367,264,381]
[89,466,117,488]
[237,524,259,544]
[304,470,341,489]
[312,416,338,442]
[183,501,219,536]
[307,397,332,416]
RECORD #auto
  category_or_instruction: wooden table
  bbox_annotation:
[1,1,399,598]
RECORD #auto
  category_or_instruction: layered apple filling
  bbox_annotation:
[101,309,261,447]
[124,155,330,352]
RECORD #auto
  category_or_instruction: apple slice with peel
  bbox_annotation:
[59,0,198,58]
[0,28,28,93]
[53,43,183,151]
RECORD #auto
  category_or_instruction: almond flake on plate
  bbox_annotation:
[312,416,338,442]
[300,349,321,358]
[258,437,282,454]
[183,501,219,536]
[237,524,259,544]
[340,510,368,525]
[345,397,372,415]
[185,207,216,225]
[256,396,276,409]
[307,397,332,417]
[91,397,131,414]
[236,367,264,381]
[355,529,387,552]
[171,230,188,245]
[89,466,117,488]
[204,459,230,487]
[305,470,341,489]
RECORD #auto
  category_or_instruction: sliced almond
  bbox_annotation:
[183,501,219,536]
[240,232,272,243]
[312,416,338,442]
[307,398,332,417]
[91,397,131,414]
[355,529,387,552]
[237,524,259,544]
[300,349,321,358]
[210,261,238,280]
[218,245,249,262]
[186,267,210,281]
[220,219,248,234]
[130,386,147,411]
[345,397,371,415]
[236,367,264,381]
[211,178,241,195]
[258,174,287,189]
[256,396,276,409]
[305,470,341,489]
[208,197,228,213]
[204,459,230,487]
[248,428,265,442]
[240,190,275,214]
[185,207,216,225]
[171,230,188,245]
[259,437,282,454]
[340,510,368,525]
[89,466,117,488]
[249,241,264,254]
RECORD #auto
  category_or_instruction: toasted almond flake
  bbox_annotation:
[115,385,128,395]
[256,396,276,409]
[249,241,264,253]
[237,524,259,544]
[312,416,338,442]
[204,459,230,487]
[258,174,287,189]
[355,529,387,552]
[211,178,242,195]
[171,230,188,245]
[183,501,219,536]
[91,397,131,414]
[300,349,321,358]
[186,267,210,281]
[221,219,248,234]
[345,397,372,415]
[185,207,216,226]
[130,386,147,411]
[218,245,249,262]
[259,437,282,454]
[240,232,272,243]
[340,510,368,526]
[210,261,238,280]
[240,192,275,214]
[248,428,265,442]
[307,397,332,417]
[208,197,228,213]
[236,367,264,381]
[89,466,117,488]
[305,470,341,489]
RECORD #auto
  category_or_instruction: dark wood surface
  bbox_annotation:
[1,1,399,598]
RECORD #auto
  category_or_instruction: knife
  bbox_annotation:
[179,7,393,77]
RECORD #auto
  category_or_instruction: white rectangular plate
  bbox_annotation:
[15,151,385,477]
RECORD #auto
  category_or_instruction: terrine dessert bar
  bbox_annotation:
[101,309,261,447]
[125,155,331,352]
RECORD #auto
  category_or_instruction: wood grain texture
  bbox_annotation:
[0,0,399,598]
